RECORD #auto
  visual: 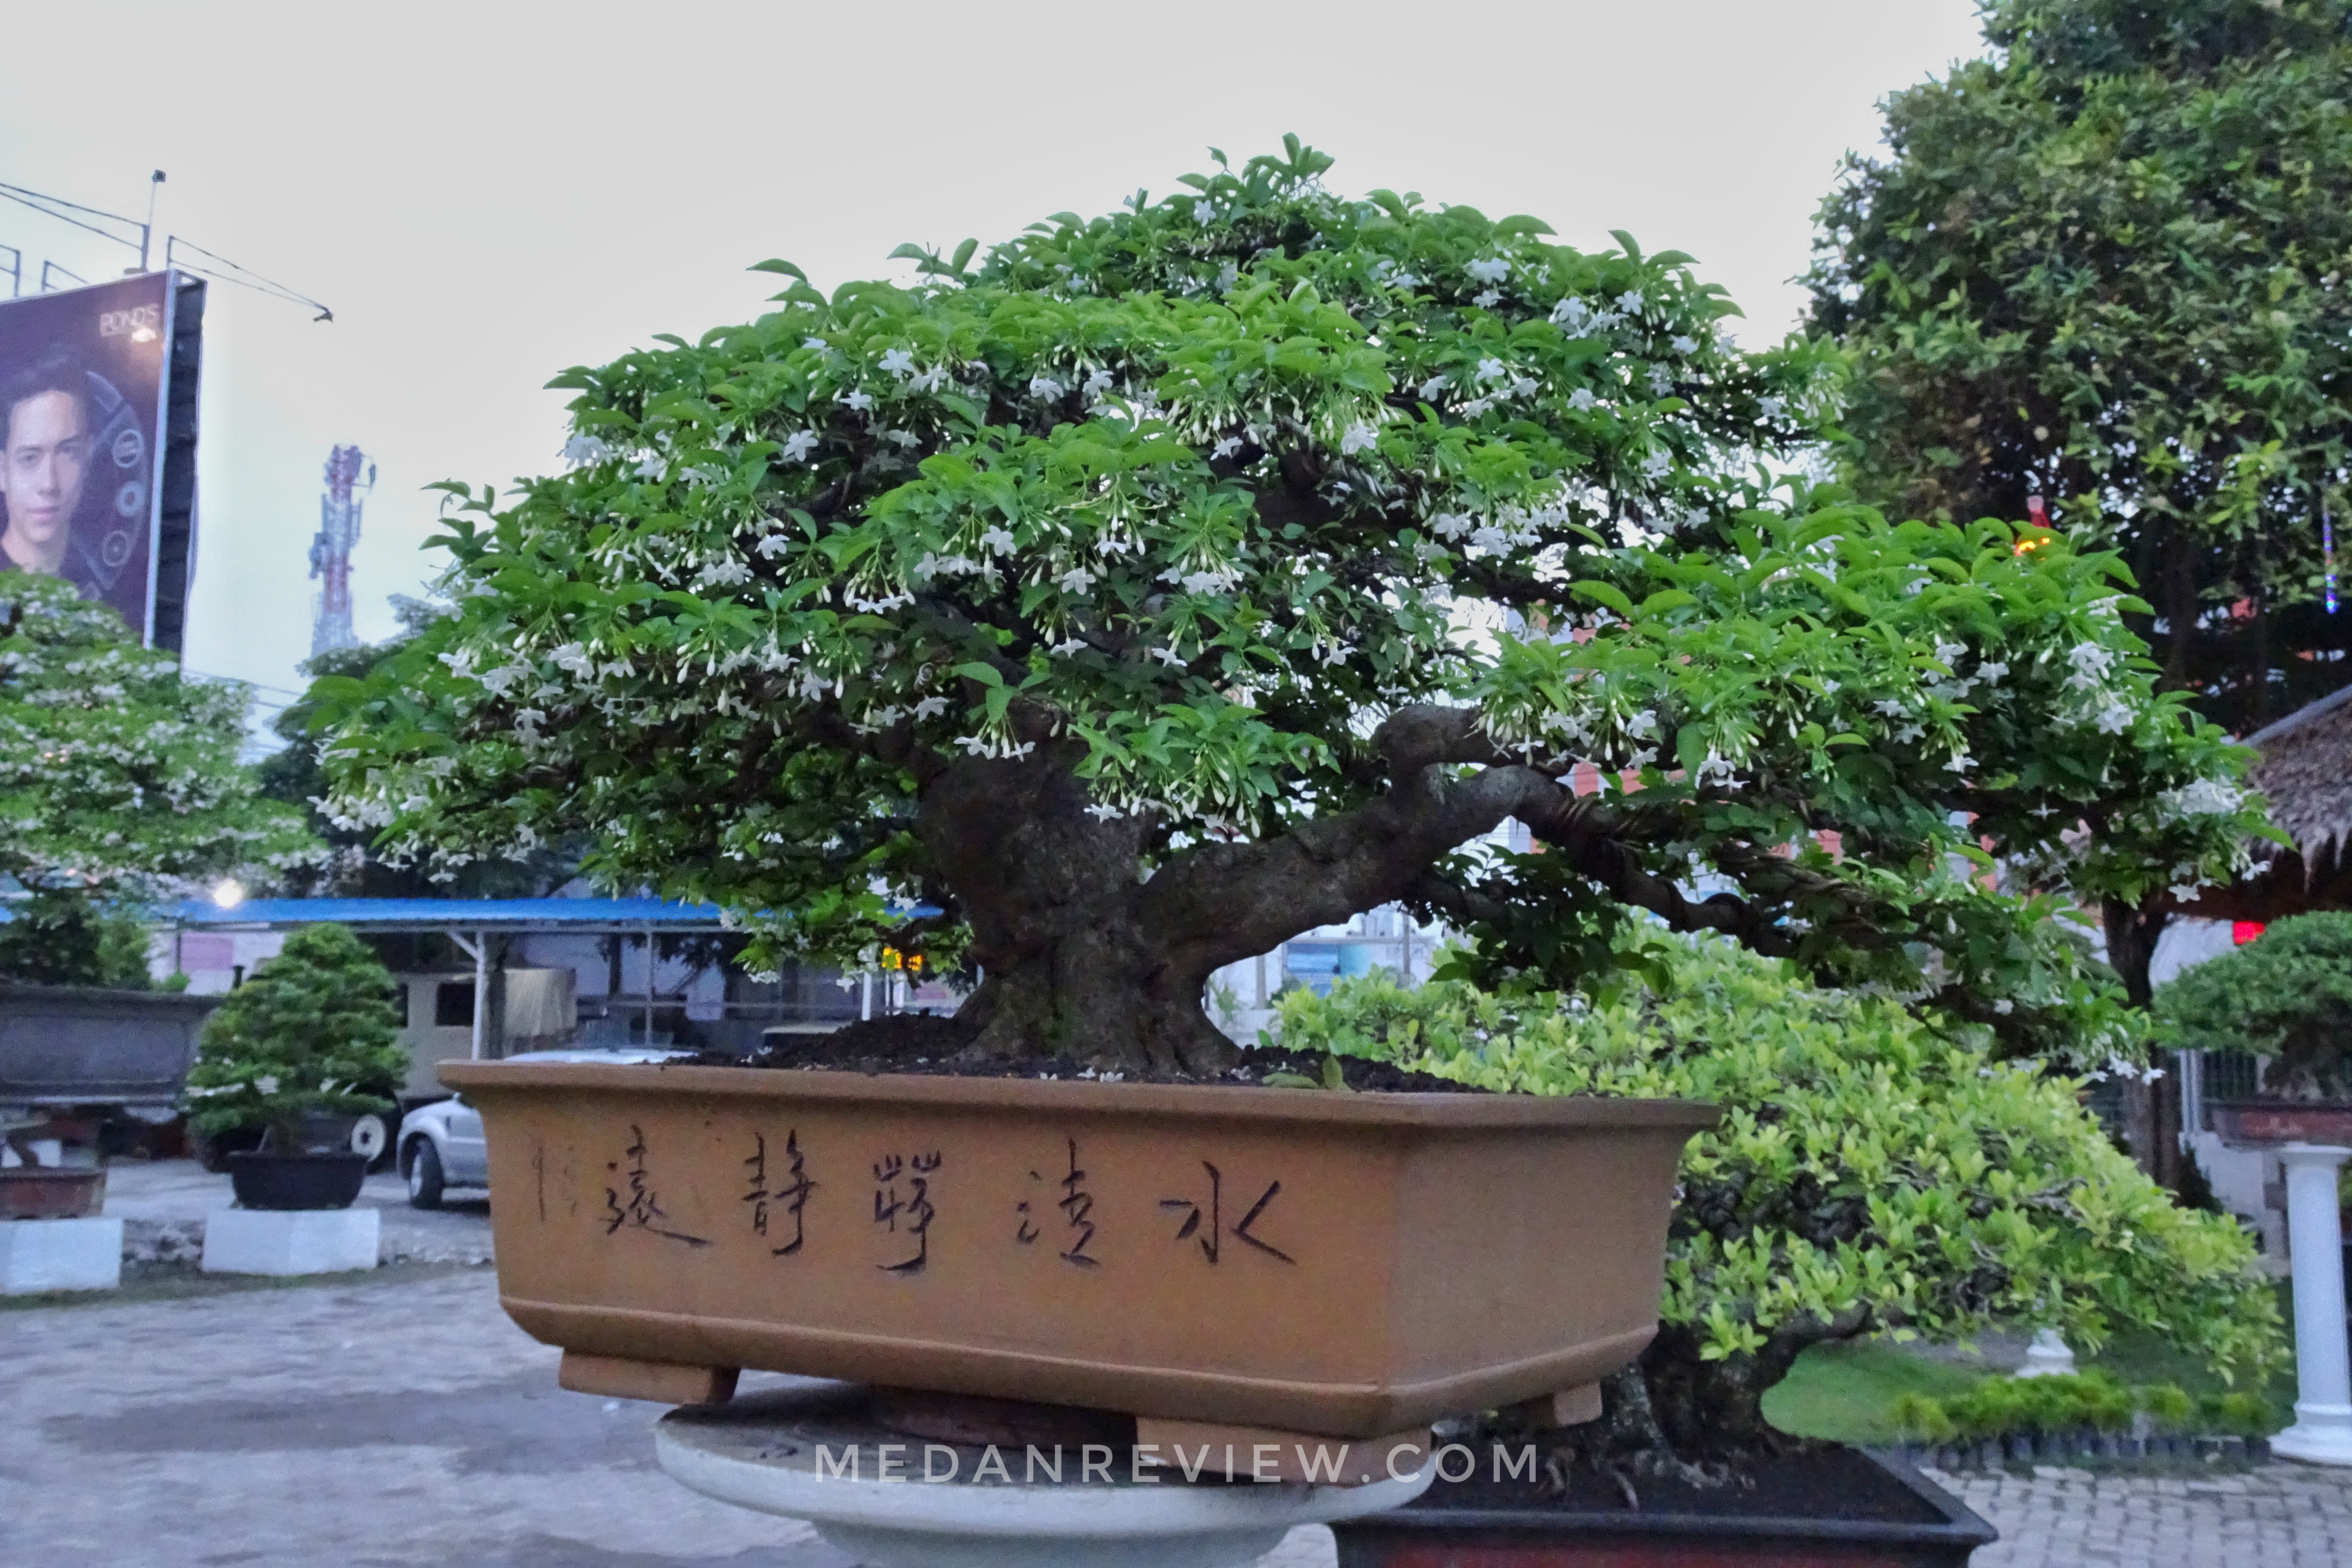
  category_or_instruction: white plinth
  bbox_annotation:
[2274,1144,2352,1466]
[655,1388,1433,1568]
[2016,1328,2077,1378]
[201,1206,380,1276]
[0,1217,123,1294]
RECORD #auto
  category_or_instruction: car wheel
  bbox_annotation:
[405,1139,445,1210]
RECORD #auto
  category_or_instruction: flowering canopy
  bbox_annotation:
[1,570,312,907]
[316,142,2267,1070]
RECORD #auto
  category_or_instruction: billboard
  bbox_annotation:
[0,270,205,653]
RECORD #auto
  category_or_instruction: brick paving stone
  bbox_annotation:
[1937,1463,2352,1567]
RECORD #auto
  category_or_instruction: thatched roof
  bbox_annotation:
[2179,683,2352,922]
[2246,681,2352,877]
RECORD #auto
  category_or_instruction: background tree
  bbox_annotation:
[0,572,313,984]
[319,142,2265,1075]
[1809,0,2352,737]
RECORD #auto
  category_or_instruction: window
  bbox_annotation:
[435,981,476,1028]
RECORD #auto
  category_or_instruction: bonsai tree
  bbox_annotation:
[315,141,2266,1074]
[1,570,314,981]
[2156,912,2352,1099]
[179,923,408,1152]
[1276,933,2286,1468]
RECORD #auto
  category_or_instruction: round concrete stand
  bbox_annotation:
[655,1385,1434,1568]
[2273,1143,2352,1467]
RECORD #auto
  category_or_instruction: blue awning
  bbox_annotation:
[169,896,730,932]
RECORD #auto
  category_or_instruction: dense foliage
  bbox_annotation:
[2155,911,2352,1097]
[1274,934,2283,1460]
[1809,0,2352,732]
[0,887,172,988]
[1892,1370,2273,1445]
[179,923,407,1145]
[316,142,2263,1071]
[1,570,313,929]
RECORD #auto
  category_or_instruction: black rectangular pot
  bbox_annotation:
[1332,1448,1996,1567]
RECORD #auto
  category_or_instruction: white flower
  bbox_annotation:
[878,348,916,378]
[2160,778,2243,818]
[779,429,819,463]
[256,1075,281,1096]
[1340,421,1379,455]
[562,434,611,466]
[1992,998,2014,1015]
[1211,435,1243,459]
[1470,525,1509,552]
[1082,368,1115,402]
[1085,802,1125,820]
[634,455,667,480]
[1945,751,1974,773]
[839,389,875,412]
[1465,257,1511,283]
[2065,642,2117,688]
[1616,289,1644,313]
[1431,513,1474,540]
[1646,365,1674,397]
[978,526,1017,556]
[954,735,991,756]
[803,336,829,350]
[1568,388,1598,412]
[1976,661,2009,685]
[1194,200,1217,223]
[1551,296,1592,329]
[912,695,950,720]
[1641,451,1672,480]
[1057,566,1094,593]
[1472,290,1501,309]
[1932,639,1968,668]
[1050,637,1088,655]
[1670,334,1698,355]
[1029,374,1066,401]
[2094,701,2134,734]
[1418,373,1449,402]
[1758,395,1787,420]
[1476,356,1508,383]
[1873,698,1909,717]
[1149,646,1185,666]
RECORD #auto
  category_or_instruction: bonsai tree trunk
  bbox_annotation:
[2104,896,2184,1190]
[917,753,1239,1074]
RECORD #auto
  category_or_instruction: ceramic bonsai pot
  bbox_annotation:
[2210,1100,2352,1148]
[1330,1447,1997,1566]
[0,1167,107,1220]
[225,1152,368,1211]
[441,1060,1716,1438]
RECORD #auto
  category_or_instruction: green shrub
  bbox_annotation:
[0,888,164,988]
[2155,912,2352,1099]
[1274,932,2285,1460]
[179,924,407,1147]
[1898,1372,2275,1444]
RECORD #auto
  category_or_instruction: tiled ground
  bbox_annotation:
[1938,1462,2352,1568]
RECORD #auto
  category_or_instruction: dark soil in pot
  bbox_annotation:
[683,1012,1479,1091]
[226,1152,368,1211]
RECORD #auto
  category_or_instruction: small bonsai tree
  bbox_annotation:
[1,570,315,979]
[314,142,2266,1073]
[1275,933,2285,1469]
[2155,912,2352,1100]
[180,924,408,1152]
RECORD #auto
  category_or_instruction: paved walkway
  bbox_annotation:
[0,1264,1336,1568]
[1936,1463,2352,1566]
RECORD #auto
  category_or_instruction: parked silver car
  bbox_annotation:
[398,1047,690,1208]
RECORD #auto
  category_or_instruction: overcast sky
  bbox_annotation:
[0,0,1986,731]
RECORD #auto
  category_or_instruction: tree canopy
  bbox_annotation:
[2156,910,2352,1096]
[317,141,2266,1072]
[1,570,312,927]
[1808,0,2352,733]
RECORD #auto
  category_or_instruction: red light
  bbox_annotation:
[2233,921,2266,945]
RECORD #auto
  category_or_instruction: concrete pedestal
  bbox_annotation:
[656,1386,1433,1568]
[0,1217,124,1294]
[201,1206,380,1276]
[2273,1144,2352,1467]
[2017,1328,2077,1378]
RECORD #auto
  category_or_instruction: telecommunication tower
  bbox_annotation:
[308,445,375,656]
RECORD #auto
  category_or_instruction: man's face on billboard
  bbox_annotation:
[0,390,93,573]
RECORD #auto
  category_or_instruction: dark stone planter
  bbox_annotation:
[0,1167,107,1219]
[1332,1448,1996,1567]
[0,984,220,1109]
[226,1152,367,1211]
[2209,1100,2352,1148]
